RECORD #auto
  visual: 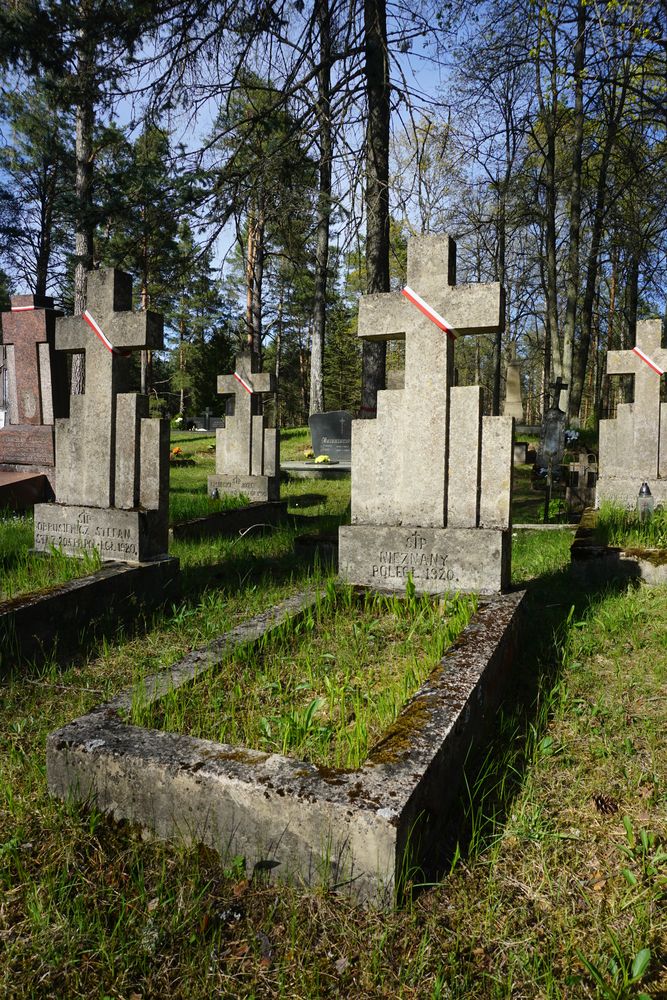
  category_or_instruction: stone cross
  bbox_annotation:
[55,269,164,509]
[352,234,508,529]
[601,319,667,482]
[1,295,66,426]
[549,375,568,412]
[212,350,278,492]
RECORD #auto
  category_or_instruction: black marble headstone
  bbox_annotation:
[309,410,352,462]
[536,407,566,468]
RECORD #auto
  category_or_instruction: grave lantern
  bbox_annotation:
[637,482,654,522]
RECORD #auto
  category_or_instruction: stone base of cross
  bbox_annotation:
[598,318,667,508]
[207,350,280,503]
[338,234,514,595]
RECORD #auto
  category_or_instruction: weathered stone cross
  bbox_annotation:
[216,350,276,476]
[549,375,568,411]
[55,269,163,509]
[353,235,505,528]
[604,319,667,479]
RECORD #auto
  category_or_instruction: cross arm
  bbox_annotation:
[109,311,164,351]
[218,371,275,395]
[357,293,412,341]
[606,350,642,376]
[440,283,504,336]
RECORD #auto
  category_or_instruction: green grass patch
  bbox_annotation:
[596,500,667,549]
[0,510,103,602]
[130,580,477,770]
[280,425,312,460]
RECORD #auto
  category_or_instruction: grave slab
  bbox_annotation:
[47,588,524,904]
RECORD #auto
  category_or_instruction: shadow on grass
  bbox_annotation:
[417,561,639,895]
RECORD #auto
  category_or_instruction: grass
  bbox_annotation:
[0,510,103,602]
[130,581,477,770]
[0,438,665,997]
[596,501,667,550]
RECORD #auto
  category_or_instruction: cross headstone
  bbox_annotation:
[207,349,280,502]
[598,318,667,507]
[0,295,68,485]
[549,375,568,411]
[338,234,513,594]
[33,269,171,562]
[502,342,524,421]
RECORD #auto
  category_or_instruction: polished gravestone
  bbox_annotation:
[0,295,68,502]
[339,234,513,594]
[309,410,352,462]
[33,269,171,562]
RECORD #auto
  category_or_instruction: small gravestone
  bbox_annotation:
[598,320,667,507]
[208,350,279,502]
[339,234,513,594]
[33,269,171,562]
[503,343,524,421]
[566,451,598,513]
[0,295,68,492]
[309,410,352,462]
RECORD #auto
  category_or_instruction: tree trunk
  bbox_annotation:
[309,0,332,416]
[562,0,586,419]
[72,6,95,396]
[361,0,389,417]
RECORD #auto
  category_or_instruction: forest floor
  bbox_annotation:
[0,437,665,998]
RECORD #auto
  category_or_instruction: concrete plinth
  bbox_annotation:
[596,477,667,510]
[34,503,168,563]
[47,589,524,904]
[208,473,279,503]
[338,524,511,594]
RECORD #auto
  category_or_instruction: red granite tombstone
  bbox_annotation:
[0,295,68,506]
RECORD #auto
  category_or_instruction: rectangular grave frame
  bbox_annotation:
[47,586,524,904]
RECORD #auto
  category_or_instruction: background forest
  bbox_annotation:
[0,0,665,428]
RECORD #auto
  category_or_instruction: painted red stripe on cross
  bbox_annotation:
[10,305,36,312]
[632,346,664,376]
[234,372,253,394]
[401,286,457,341]
[83,310,130,356]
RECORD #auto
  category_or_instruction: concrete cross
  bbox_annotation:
[549,375,568,411]
[1,295,60,425]
[215,350,276,478]
[605,319,667,478]
[353,234,505,529]
[55,269,163,508]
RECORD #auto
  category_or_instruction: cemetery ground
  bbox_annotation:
[0,436,665,997]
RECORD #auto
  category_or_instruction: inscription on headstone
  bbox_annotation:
[208,350,279,502]
[598,319,667,507]
[33,269,170,562]
[338,234,513,595]
[309,410,352,463]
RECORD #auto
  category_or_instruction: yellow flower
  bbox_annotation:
[314,454,330,464]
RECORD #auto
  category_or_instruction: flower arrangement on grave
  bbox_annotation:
[314,454,331,464]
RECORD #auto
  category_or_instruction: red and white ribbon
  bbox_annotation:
[233,371,253,394]
[402,286,457,341]
[632,346,664,376]
[83,309,130,356]
[10,305,35,312]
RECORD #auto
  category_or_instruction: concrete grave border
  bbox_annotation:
[1,556,179,671]
[570,508,667,585]
[170,500,288,542]
[48,587,524,904]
